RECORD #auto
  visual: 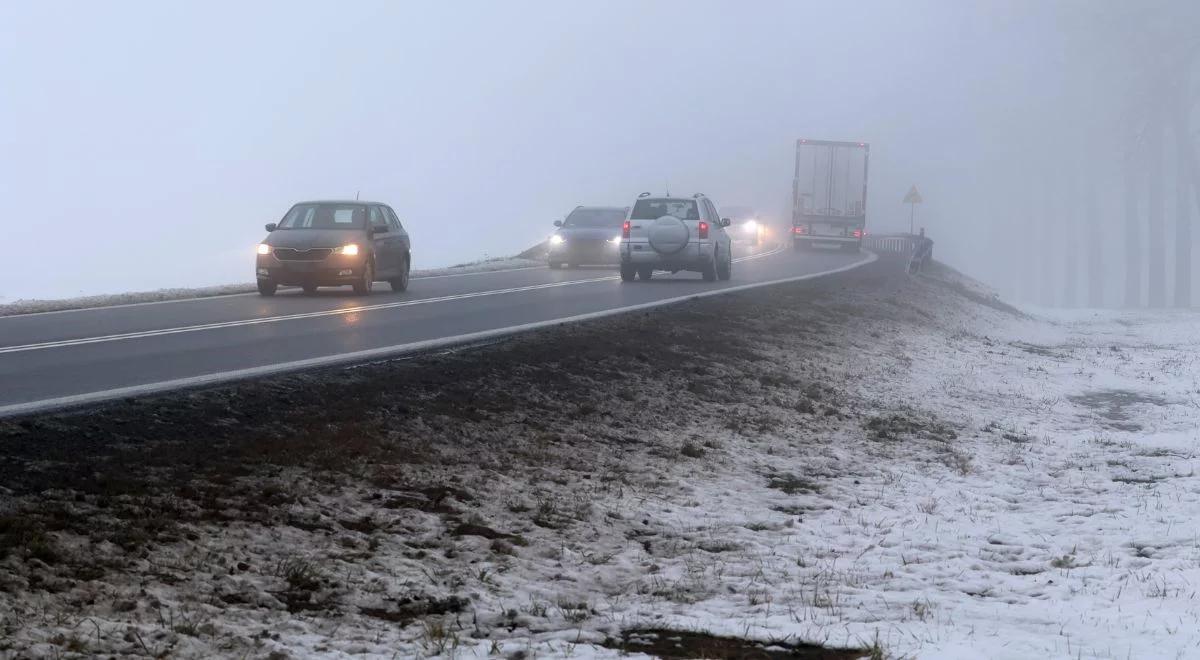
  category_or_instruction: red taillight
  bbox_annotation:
[698,221,709,239]
[793,226,807,235]
[622,220,630,239]
[852,229,863,239]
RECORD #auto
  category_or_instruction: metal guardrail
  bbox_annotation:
[863,234,934,273]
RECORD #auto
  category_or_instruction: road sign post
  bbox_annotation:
[903,185,923,235]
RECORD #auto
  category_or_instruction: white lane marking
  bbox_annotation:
[0,244,786,322]
[0,265,553,320]
[0,276,613,355]
[0,250,876,418]
[0,245,785,354]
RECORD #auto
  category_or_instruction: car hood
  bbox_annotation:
[264,229,364,249]
[556,227,622,241]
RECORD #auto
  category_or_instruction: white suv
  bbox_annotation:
[618,193,733,282]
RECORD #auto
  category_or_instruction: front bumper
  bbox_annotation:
[548,240,621,264]
[256,254,367,285]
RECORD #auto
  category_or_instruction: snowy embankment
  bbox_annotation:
[0,256,543,317]
[2,257,1199,659]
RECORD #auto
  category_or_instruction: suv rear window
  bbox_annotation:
[564,208,626,228]
[631,199,699,221]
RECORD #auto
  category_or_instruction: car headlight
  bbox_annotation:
[550,235,565,245]
[610,235,622,244]
[337,244,360,256]
[257,244,271,255]
[744,220,758,233]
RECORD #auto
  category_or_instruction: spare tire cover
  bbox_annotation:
[647,215,689,255]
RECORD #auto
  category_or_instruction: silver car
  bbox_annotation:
[618,193,733,282]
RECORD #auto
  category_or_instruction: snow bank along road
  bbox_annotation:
[0,245,873,416]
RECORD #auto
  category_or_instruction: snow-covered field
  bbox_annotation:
[1,259,1198,659]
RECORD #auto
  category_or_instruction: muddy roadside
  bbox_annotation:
[0,254,984,658]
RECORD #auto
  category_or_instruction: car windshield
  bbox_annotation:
[563,208,626,228]
[278,204,366,229]
[630,199,699,221]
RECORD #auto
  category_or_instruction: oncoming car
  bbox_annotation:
[723,206,766,247]
[256,200,411,296]
[547,206,627,268]
[619,193,732,282]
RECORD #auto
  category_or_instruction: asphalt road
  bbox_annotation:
[0,244,874,416]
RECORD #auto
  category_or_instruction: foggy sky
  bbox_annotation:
[1,1,1194,301]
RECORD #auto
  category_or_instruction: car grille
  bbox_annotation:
[571,239,609,251]
[273,248,332,261]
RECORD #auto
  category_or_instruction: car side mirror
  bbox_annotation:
[720,218,731,227]
[553,220,563,227]
[370,224,388,236]
[265,223,277,232]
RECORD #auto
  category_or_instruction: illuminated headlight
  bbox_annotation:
[337,244,360,256]
[256,244,271,255]
[549,235,565,245]
[610,235,622,244]
[743,220,758,233]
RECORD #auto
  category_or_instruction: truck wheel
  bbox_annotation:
[548,261,562,269]
[257,280,277,297]
[842,243,861,253]
[302,284,318,295]
[620,263,637,282]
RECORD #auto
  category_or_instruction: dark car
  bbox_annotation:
[256,200,411,296]
[547,206,628,268]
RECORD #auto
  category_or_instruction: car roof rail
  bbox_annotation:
[638,192,652,198]
[693,193,706,198]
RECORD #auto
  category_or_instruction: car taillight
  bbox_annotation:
[852,229,863,239]
[622,220,630,239]
[698,221,709,239]
[793,226,807,235]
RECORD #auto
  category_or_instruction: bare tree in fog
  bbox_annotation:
[1086,176,1104,307]
[1124,112,1143,307]
[1111,5,1198,309]
[1172,57,1197,307]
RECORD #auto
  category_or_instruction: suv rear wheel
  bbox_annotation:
[637,267,653,281]
[716,248,732,281]
[701,257,718,282]
[620,263,636,282]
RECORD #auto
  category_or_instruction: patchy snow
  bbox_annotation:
[0,257,544,317]
[2,260,1199,659]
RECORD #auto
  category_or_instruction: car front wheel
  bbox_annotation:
[257,280,277,296]
[352,260,374,295]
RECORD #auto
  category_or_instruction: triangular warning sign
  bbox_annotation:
[903,185,923,204]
